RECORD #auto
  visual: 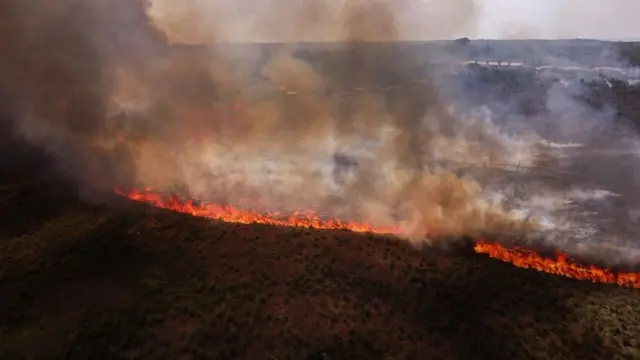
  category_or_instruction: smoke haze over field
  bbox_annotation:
[137,0,533,241]
[148,0,640,43]
[147,0,480,43]
[1,0,640,266]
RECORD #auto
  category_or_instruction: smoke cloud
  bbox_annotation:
[137,0,533,242]
[1,0,639,267]
[147,0,480,43]
[0,0,167,191]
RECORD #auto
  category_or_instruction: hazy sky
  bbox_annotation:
[148,0,640,43]
[477,0,640,40]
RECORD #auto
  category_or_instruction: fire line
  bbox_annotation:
[116,188,640,289]
[473,241,639,288]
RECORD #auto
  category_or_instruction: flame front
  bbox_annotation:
[116,188,640,289]
[115,188,402,235]
[474,241,640,288]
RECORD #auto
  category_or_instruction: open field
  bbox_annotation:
[1,160,640,360]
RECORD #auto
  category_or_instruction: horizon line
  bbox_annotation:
[167,38,640,46]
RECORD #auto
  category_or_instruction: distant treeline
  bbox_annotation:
[451,38,640,67]
[616,42,640,67]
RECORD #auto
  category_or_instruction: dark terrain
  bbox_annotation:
[1,164,640,360]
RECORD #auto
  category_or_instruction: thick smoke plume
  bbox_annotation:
[1,0,638,266]
[138,0,533,241]
[0,0,166,191]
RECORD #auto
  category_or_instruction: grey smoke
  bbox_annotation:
[1,0,640,268]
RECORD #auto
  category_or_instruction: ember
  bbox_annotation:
[116,188,640,289]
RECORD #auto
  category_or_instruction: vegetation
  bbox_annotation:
[0,168,639,359]
[617,42,640,67]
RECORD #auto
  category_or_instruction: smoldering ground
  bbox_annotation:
[1,0,639,266]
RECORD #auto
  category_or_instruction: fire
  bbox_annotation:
[115,188,402,235]
[474,241,640,288]
[116,188,640,289]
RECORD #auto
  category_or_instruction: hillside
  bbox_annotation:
[1,165,639,360]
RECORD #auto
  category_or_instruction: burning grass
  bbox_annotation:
[116,188,640,289]
[115,188,403,235]
[474,242,640,288]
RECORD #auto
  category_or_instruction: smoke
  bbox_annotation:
[146,0,480,43]
[133,0,537,242]
[0,0,167,192]
[2,0,639,267]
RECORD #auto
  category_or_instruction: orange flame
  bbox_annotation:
[115,188,402,235]
[116,188,640,289]
[474,241,640,288]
